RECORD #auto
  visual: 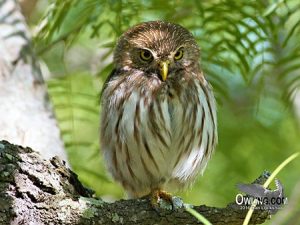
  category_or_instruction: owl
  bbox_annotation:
[100,21,217,207]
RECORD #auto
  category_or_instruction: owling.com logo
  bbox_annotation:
[236,179,288,214]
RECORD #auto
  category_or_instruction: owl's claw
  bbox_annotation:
[150,189,172,211]
[150,189,184,211]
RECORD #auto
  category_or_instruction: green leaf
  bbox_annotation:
[263,0,285,16]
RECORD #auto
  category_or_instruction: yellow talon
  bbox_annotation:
[150,189,174,211]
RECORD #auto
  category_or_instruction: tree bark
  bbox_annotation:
[0,140,270,225]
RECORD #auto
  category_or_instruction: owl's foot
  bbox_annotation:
[150,189,184,211]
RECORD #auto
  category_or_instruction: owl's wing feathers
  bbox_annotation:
[100,68,117,100]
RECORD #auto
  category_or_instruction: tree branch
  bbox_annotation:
[0,141,270,225]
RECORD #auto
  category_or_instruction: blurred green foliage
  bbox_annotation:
[30,0,300,223]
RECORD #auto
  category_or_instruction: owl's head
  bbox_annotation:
[114,21,200,81]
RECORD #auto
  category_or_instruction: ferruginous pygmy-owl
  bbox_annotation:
[100,21,217,205]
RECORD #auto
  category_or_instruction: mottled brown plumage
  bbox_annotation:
[100,21,217,201]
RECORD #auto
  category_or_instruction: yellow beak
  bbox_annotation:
[159,61,169,81]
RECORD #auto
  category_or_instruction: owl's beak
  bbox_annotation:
[159,61,169,81]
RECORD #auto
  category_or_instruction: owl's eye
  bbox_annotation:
[140,50,153,61]
[174,48,184,60]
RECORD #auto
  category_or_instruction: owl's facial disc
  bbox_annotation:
[136,47,170,81]
[135,46,185,81]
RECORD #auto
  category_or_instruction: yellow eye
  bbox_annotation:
[140,50,153,61]
[174,48,184,60]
